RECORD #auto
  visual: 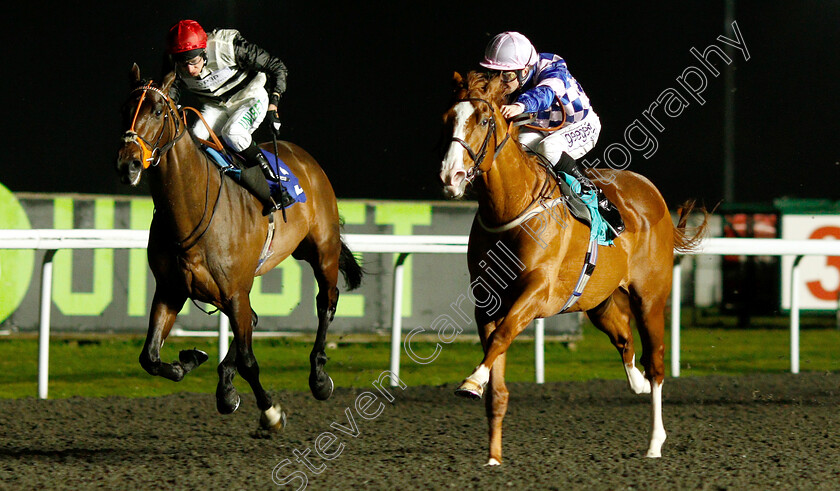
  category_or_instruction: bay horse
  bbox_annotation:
[439,72,708,465]
[116,64,363,431]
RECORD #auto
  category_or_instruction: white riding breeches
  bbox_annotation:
[518,111,601,164]
[191,88,269,152]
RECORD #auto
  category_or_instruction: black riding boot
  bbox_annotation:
[552,152,598,196]
[553,152,625,238]
[240,141,295,211]
[241,140,279,181]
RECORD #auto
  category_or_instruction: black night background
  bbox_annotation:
[1,1,838,209]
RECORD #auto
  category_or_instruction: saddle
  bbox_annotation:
[204,145,306,209]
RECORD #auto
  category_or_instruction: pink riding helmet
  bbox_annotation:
[480,31,538,71]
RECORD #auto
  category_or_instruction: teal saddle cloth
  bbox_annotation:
[559,173,612,246]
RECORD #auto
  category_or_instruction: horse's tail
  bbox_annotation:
[338,239,364,290]
[673,200,712,254]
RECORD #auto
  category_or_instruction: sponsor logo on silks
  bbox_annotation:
[563,122,595,147]
[238,102,264,130]
[185,67,237,91]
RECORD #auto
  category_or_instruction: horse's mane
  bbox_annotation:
[465,71,506,106]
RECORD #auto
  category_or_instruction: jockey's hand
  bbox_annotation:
[267,104,281,134]
[500,103,525,119]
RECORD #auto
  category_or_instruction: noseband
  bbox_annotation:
[450,98,511,183]
[124,82,185,169]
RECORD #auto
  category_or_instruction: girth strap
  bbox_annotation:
[559,237,599,313]
[256,214,275,273]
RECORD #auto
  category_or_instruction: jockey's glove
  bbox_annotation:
[268,109,282,134]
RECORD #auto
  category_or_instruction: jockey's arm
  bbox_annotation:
[501,85,556,120]
[515,85,557,114]
[232,34,288,102]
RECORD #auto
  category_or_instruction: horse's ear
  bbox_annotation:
[130,63,141,84]
[162,70,177,93]
[452,71,464,86]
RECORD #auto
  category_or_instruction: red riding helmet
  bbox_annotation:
[167,20,207,58]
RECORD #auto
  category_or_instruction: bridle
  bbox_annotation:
[124,82,186,168]
[450,98,512,183]
[122,81,223,252]
[450,96,566,230]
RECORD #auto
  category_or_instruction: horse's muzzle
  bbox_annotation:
[116,146,144,186]
[441,169,467,198]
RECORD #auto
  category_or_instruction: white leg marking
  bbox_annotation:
[624,355,652,394]
[485,458,501,466]
[264,405,283,427]
[469,364,491,387]
[646,380,666,458]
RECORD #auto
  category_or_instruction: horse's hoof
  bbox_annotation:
[454,379,484,400]
[310,375,334,401]
[485,458,501,466]
[179,349,209,370]
[216,393,241,415]
[259,403,287,432]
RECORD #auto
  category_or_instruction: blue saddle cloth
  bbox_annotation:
[204,146,307,205]
[562,173,612,246]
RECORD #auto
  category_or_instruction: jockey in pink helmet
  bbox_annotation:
[481,31,623,237]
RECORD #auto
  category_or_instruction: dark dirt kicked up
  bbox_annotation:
[1,373,839,490]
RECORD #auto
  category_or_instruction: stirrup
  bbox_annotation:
[262,187,294,216]
[274,185,295,208]
[262,197,283,216]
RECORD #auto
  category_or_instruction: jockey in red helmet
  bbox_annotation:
[166,19,293,211]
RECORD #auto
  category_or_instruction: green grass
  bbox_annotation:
[1,321,838,399]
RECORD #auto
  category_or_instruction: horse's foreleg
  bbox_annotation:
[485,352,508,466]
[228,295,285,431]
[456,284,542,399]
[309,284,338,401]
[215,338,240,414]
[139,290,208,381]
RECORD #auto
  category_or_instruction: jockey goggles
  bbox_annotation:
[176,54,204,69]
[500,71,518,83]
[498,68,531,87]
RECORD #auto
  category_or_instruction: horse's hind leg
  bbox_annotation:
[139,289,209,381]
[308,255,340,401]
[587,293,650,394]
[626,285,668,458]
[227,293,286,431]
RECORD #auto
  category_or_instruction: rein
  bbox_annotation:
[125,81,224,252]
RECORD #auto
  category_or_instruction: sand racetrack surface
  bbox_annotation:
[1,372,839,490]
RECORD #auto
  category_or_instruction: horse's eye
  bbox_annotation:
[155,109,163,117]
[480,119,489,126]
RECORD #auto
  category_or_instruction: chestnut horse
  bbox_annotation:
[116,65,363,430]
[439,72,708,465]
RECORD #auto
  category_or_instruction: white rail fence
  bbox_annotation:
[1,229,838,398]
